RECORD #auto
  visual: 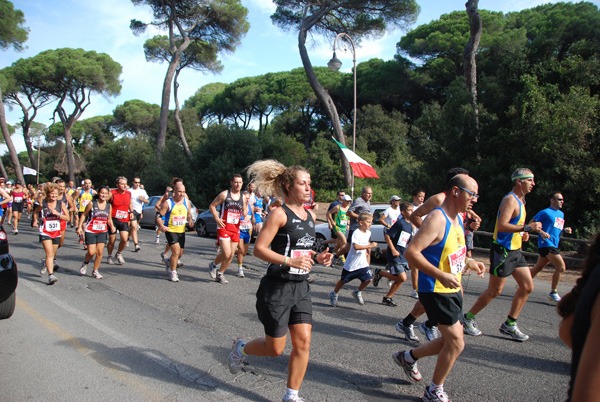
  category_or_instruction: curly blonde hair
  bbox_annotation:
[44,183,60,198]
[247,160,308,199]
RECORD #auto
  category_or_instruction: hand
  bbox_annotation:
[565,227,572,235]
[468,260,485,278]
[392,249,400,257]
[370,242,378,248]
[530,222,543,232]
[33,221,38,228]
[159,225,168,233]
[438,272,461,289]
[317,251,334,267]
[469,220,480,231]
[523,232,530,242]
[290,255,314,272]
[216,218,226,228]
[188,219,194,229]
[542,231,551,240]
[76,228,83,237]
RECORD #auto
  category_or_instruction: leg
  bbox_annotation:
[509,267,534,319]
[333,280,346,294]
[546,253,566,290]
[357,279,372,292]
[243,334,287,357]
[218,238,237,273]
[286,323,312,390]
[467,274,506,316]
[117,230,129,254]
[530,256,549,279]
[410,264,419,291]
[41,240,57,274]
[85,243,97,264]
[430,322,465,385]
[129,219,139,246]
[94,243,105,271]
[169,243,181,272]
[384,272,407,298]
[107,234,117,255]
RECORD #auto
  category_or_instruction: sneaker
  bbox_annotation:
[161,252,167,264]
[411,289,419,299]
[329,291,339,307]
[208,262,217,279]
[13,229,18,235]
[395,322,419,342]
[79,237,84,245]
[236,268,245,278]
[418,322,441,341]
[53,260,60,271]
[423,385,450,402]
[126,241,130,248]
[352,289,364,305]
[217,273,229,284]
[177,261,183,268]
[48,274,58,285]
[134,244,141,252]
[499,322,529,342]
[170,271,180,282]
[155,236,160,244]
[282,396,305,402]
[79,262,88,275]
[228,338,246,374]
[92,270,103,279]
[164,257,171,272]
[107,256,115,265]
[373,268,382,287]
[116,253,125,264]
[463,315,482,336]
[40,260,47,275]
[382,297,398,306]
[548,292,561,302]
[392,351,422,382]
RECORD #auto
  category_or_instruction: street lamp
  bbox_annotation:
[328,32,357,198]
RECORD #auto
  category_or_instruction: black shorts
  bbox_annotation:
[465,231,474,251]
[85,231,108,245]
[539,247,560,258]
[12,203,24,213]
[39,235,60,245]
[419,292,463,326]
[131,211,142,222]
[110,218,129,234]
[489,242,528,278]
[165,231,185,248]
[256,277,312,338]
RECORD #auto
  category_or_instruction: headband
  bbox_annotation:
[512,173,534,181]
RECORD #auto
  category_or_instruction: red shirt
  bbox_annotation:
[110,190,131,222]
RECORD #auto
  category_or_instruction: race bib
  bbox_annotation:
[339,219,348,226]
[92,220,107,231]
[240,220,252,230]
[172,215,186,226]
[288,249,312,275]
[554,217,565,230]
[226,212,240,225]
[81,199,91,207]
[13,197,22,203]
[448,246,467,275]
[397,231,411,248]
[44,220,60,232]
[115,209,128,219]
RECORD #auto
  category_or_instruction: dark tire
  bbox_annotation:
[312,233,327,253]
[0,291,15,319]
[196,220,208,237]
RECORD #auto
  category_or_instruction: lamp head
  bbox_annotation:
[327,52,342,71]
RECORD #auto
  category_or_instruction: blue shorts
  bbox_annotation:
[340,267,373,283]
[240,230,251,244]
[387,261,408,275]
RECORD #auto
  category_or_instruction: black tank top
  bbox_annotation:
[266,204,315,282]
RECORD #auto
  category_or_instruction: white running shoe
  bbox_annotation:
[392,351,422,382]
[548,292,561,302]
[208,262,217,279]
[107,256,115,265]
[155,236,160,244]
[499,322,529,342]
[40,259,47,275]
[79,262,88,275]
[411,289,419,299]
[217,273,229,284]
[237,268,245,278]
[329,291,339,307]
[116,253,125,264]
[423,385,449,402]
[228,338,246,374]
[395,322,419,342]
[170,271,180,282]
[164,258,171,272]
[352,289,364,305]
[92,270,103,279]
[48,274,58,285]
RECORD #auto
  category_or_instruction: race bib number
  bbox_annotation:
[81,199,91,208]
[115,209,128,219]
[226,212,240,225]
[92,220,107,231]
[13,197,22,203]
[172,215,186,226]
[554,217,565,230]
[288,249,312,275]
[240,220,252,230]
[44,220,60,232]
[339,219,348,226]
[397,231,411,248]
[448,246,467,275]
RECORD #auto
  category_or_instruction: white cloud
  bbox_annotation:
[244,0,276,14]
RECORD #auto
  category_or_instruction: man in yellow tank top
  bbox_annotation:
[463,168,543,342]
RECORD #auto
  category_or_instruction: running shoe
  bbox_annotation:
[115,253,125,264]
[161,252,166,264]
[373,268,382,287]
[423,385,450,402]
[53,260,60,271]
[208,262,217,279]
[395,322,419,342]
[499,322,529,342]
[392,351,422,382]
[283,396,305,402]
[228,338,246,374]
[155,236,160,244]
[382,297,398,306]
[40,260,47,275]
[170,271,180,282]
[48,274,58,285]
[134,244,141,252]
[217,273,229,284]
[236,268,245,278]
[107,256,115,265]
[13,229,18,235]
[352,289,365,305]
[329,291,339,307]
[164,257,171,272]
[418,322,440,341]
[84,244,88,250]
[92,270,103,279]
[177,261,183,268]
[79,237,84,245]
[79,262,88,275]
[463,315,482,336]
[411,289,419,299]
[548,292,561,302]
[126,241,130,248]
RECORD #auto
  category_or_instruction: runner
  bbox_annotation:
[249,182,263,236]
[65,180,76,227]
[0,183,11,226]
[128,176,149,252]
[9,180,28,235]
[107,176,133,265]
[32,183,70,285]
[155,185,173,244]
[338,186,373,259]
[5,181,12,225]
[529,191,573,302]
[73,179,97,246]
[463,168,543,341]
[394,174,484,402]
[327,194,351,264]
[156,181,193,282]
[379,195,402,233]
[227,159,332,402]
[26,183,35,219]
[77,186,115,279]
[207,174,247,284]
[236,190,254,278]
[55,179,76,267]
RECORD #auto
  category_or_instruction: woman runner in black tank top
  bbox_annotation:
[226,160,332,402]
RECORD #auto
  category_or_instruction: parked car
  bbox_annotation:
[0,225,17,320]
[313,203,390,254]
[139,195,198,230]
[195,207,219,237]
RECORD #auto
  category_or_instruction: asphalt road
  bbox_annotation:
[1,221,572,401]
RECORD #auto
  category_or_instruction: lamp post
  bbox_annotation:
[328,32,357,199]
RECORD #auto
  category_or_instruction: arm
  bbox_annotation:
[572,295,600,401]
[155,192,168,213]
[308,209,332,266]
[385,233,400,257]
[32,204,42,227]
[76,203,93,236]
[156,201,170,233]
[0,188,11,207]
[327,205,339,229]
[378,212,389,228]
[209,191,227,228]
[410,193,445,228]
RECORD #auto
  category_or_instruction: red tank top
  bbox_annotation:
[219,190,243,232]
[111,190,131,222]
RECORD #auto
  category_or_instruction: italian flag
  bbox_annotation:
[332,137,379,178]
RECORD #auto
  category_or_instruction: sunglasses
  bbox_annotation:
[458,186,479,200]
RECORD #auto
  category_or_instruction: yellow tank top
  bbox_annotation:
[78,190,94,212]
[166,199,188,234]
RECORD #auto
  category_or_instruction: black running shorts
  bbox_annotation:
[419,292,463,326]
[539,247,560,258]
[85,231,108,245]
[110,218,129,234]
[165,231,185,248]
[489,242,528,278]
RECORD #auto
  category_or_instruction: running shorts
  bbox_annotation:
[340,267,373,283]
[217,227,240,243]
[165,231,185,248]
[489,242,528,278]
[419,292,463,326]
[85,231,108,245]
[12,203,24,213]
[387,261,409,275]
[110,218,129,234]
[39,235,60,245]
[239,230,251,244]
[539,247,560,258]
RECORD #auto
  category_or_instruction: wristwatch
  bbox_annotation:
[523,224,532,232]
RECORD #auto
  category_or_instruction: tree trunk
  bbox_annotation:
[63,125,76,184]
[297,18,352,188]
[464,0,482,134]
[173,69,192,158]
[22,120,38,171]
[0,87,25,183]
[0,157,7,180]
[157,56,179,157]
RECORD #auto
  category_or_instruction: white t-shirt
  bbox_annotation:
[382,206,401,227]
[344,229,371,272]
[128,188,149,214]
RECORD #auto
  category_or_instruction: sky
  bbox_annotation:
[1,0,593,156]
